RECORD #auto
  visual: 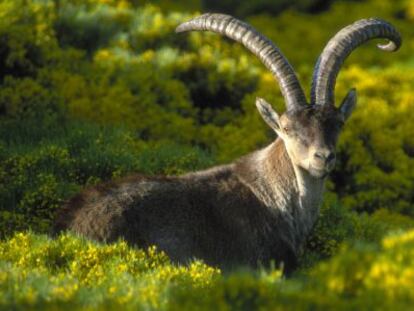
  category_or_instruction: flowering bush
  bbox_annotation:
[1,230,414,310]
[0,121,213,237]
[0,0,413,309]
[0,232,219,309]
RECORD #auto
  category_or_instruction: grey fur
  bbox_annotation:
[54,140,320,273]
[53,16,401,274]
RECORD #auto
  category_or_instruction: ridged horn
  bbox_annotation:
[311,18,402,106]
[176,13,307,110]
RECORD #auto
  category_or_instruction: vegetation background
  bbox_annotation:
[0,0,414,309]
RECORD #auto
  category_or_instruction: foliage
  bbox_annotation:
[2,230,414,310]
[0,119,213,238]
[201,0,339,17]
[302,194,414,267]
[175,228,414,310]
[0,0,413,308]
[332,65,414,215]
[0,232,219,310]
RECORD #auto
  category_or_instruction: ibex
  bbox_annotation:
[54,15,401,273]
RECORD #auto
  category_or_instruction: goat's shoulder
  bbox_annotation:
[181,163,235,181]
[71,173,179,205]
[53,174,179,233]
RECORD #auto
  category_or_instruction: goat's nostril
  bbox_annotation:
[314,152,335,163]
[326,152,336,163]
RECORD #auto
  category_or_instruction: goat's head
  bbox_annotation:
[256,95,353,178]
[177,15,401,178]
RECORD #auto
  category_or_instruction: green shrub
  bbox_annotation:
[55,2,132,54]
[1,230,414,310]
[202,0,339,17]
[303,191,414,267]
[0,76,64,120]
[332,65,414,214]
[0,119,214,237]
[0,232,219,310]
[0,2,414,304]
[0,0,58,80]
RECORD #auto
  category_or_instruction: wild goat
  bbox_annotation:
[54,15,401,273]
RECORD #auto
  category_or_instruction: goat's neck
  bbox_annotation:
[263,138,325,209]
[238,138,325,245]
[292,160,326,212]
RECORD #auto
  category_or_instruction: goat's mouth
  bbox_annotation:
[308,164,333,179]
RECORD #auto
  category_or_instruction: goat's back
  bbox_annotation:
[53,164,297,271]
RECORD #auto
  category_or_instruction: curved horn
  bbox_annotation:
[311,18,402,106]
[176,13,306,111]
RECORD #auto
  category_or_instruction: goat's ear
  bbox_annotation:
[256,97,281,132]
[339,88,357,121]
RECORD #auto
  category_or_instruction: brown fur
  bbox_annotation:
[51,15,388,275]
[54,139,309,273]
[54,91,356,274]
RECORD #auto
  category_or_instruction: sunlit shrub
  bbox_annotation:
[306,229,414,309]
[0,2,413,304]
[333,65,414,214]
[0,232,219,309]
[2,230,414,310]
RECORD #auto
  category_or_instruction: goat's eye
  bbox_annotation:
[283,127,290,134]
